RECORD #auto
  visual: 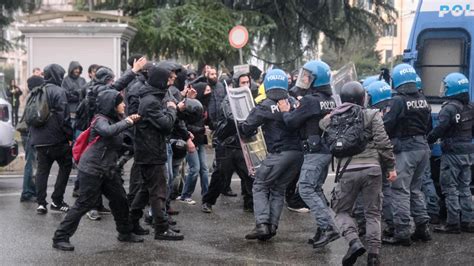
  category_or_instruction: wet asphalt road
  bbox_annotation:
[1,160,474,265]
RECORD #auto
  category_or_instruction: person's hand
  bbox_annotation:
[125,116,134,125]
[132,57,147,73]
[205,126,211,136]
[188,132,194,140]
[387,170,397,183]
[167,101,177,109]
[186,87,197,99]
[177,101,186,112]
[187,139,196,153]
[129,114,141,123]
[277,99,290,112]
[181,86,189,97]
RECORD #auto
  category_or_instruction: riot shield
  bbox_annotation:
[331,62,358,105]
[224,83,268,177]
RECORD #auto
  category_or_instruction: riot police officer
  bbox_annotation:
[428,73,474,233]
[382,64,432,246]
[281,60,339,248]
[239,69,304,240]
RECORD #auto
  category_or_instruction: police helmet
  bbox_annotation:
[416,74,422,91]
[362,75,379,90]
[442,72,469,97]
[367,81,392,106]
[340,81,365,106]
[264,69,288,92]
[295,60,331,89]
[391,63,417,89]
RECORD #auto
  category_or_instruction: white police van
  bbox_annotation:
[403,0,474,191]
[0,73,18,166]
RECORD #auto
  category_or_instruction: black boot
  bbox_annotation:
[169,224,181,233]
[367,253,381,266]
[461,222,474,233]
[434,224,461,234]
[132,223,150,235]
[382,235,412,246]
[382,226,394,238]
[342,239,366,266]
[313,226,340,248]
[269,224,277,238]
[411,222,432,242]
[117,233,144,243]
[307,227,322,244]
[245,224,271,240]
[155,229,184,240]
[52,241,75,251]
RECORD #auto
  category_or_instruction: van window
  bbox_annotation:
[416,31,470,99]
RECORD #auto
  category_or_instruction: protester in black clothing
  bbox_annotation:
[62,61,86,125]
[52,90,143,251]
[30,64,73,215]
[129,62,184,241]
[6,79,22,126]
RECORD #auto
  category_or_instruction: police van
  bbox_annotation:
[0,73,18,167]
[403,0,474,190]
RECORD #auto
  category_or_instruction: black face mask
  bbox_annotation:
[207,78,217,86]
[200,94,211,107]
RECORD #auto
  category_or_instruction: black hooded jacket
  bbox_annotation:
[78,90,133,176]
[126,73,146,115]
[185,82,209,145]
[30,64,73,146]
[134,82,177,165]
[62,61,86,113]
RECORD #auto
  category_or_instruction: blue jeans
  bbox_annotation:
[21,134,36,199]
[181,145,209,199]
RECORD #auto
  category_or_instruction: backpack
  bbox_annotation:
[72,115,101,163]
[324,105,368,181]
[24,84,50,127]
[75,86,99,131]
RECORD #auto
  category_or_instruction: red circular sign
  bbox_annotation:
[229,25,249,49]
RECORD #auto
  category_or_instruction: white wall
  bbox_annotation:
[30,37,116,81]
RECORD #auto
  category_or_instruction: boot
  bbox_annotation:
[132,222,150,235]
[52,241,75,251]
[342,239,366,266]
[307,227,322,244]
[245,224,271,240]
[461,222,474,233]
[155,229,184,241]
[313,226,340,248]
[117,233,144,243]
[382,235,412,246]
[367,253,381,266]
[169,224,181,233]
[434,224,461,234]
[269,224,277,238]
[382,226,394,238]
[411,222,432,242]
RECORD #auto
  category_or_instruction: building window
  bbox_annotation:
[383,24,397,37]
[385,50,393,63]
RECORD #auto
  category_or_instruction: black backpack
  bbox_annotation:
[75,86,99,131]
[24,84,50,127]
[324,105,368,180]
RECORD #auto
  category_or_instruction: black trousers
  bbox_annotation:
[53,170,132,242]
[202,146,253,208]
[127,161,142,206]
[130,164,168,233]
[35,143,72,206]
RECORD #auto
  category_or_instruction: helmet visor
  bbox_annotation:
[295,68,315,90]
[439,81,446,97]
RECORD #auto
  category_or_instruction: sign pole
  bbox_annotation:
[239,48,243,65]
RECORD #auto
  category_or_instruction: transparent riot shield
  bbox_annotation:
[331,62,358,105]
[224,83,268,177]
